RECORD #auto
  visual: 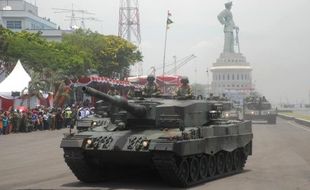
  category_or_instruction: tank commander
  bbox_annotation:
[143,74,161,97]
[175,76,193,99]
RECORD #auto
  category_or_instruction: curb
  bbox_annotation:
[278,113,310,127]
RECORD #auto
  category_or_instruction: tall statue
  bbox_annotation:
[218,1,239,53]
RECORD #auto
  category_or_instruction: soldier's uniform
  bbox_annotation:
[127,87,142,98]
[176,85,193,98]
[143,83,160,97]
[175,76,193,99]
[143,75,160,97]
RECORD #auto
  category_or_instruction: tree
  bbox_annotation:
[0,27,143,107]
[0,26,12,73]
[62,29,142,78]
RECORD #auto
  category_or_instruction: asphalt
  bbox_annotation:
[0,118,309,190]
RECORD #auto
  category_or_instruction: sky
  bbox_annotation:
[28,0,310,104]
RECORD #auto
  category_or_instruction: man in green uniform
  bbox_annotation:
[175,76,193,99]
[143,74,161,97]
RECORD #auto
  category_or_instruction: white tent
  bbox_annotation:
[0,60,31,99]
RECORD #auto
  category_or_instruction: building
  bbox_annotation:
[0,0,68,41]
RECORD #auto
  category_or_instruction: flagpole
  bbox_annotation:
[162,18,168,94]
[163,11,169,94]
[162,10,172,94]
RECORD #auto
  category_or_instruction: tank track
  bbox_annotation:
[152,148,247,187]
[267,115,277,124]
[63,148,105,183]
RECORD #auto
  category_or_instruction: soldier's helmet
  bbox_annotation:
[147,74,155,82]
[110,84,116,89]
[180,76,189,84]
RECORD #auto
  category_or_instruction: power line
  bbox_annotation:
[53,5,95,30]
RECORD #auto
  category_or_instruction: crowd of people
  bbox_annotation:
[0,75,194,136]
[0,104,87,136]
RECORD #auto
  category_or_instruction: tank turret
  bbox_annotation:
[82,86,147,118]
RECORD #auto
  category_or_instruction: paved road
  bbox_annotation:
[0,118,309,190]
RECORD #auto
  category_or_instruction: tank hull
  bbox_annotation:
[244,113,277,124]
[61,121,252,187]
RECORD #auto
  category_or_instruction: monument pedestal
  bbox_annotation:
[211,52,253,97]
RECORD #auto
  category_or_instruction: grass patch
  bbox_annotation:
[278,112,310,121]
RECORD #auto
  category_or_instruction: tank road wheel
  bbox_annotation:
[233,149,242,171]
[216,152,225,175]
[177,159,190,185]
[199,155,208,179]
[239,149,247,169]
[189,157,199,182]
[208,155,217,177]
[225,152,233,172]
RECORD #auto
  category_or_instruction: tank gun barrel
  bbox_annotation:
[82,87,147,117]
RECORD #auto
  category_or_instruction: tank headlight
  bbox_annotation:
[251,111,255,115]
[86,139,92,145]
[142,140,149,148]
[92,121,97,126]
[225,113,229,117]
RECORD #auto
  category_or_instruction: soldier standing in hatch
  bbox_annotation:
[143,74,161,97]
[175,76,193,99]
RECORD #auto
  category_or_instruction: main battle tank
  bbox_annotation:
[61,87,253,187]
[243,95,277,124]
[207,96,240,120]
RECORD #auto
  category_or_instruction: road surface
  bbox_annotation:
[0,117,309,190]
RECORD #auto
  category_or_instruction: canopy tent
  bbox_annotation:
[0,60,31,99]
[128,75,182,86]
[128,75,182,95]
[74,75,140,88]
